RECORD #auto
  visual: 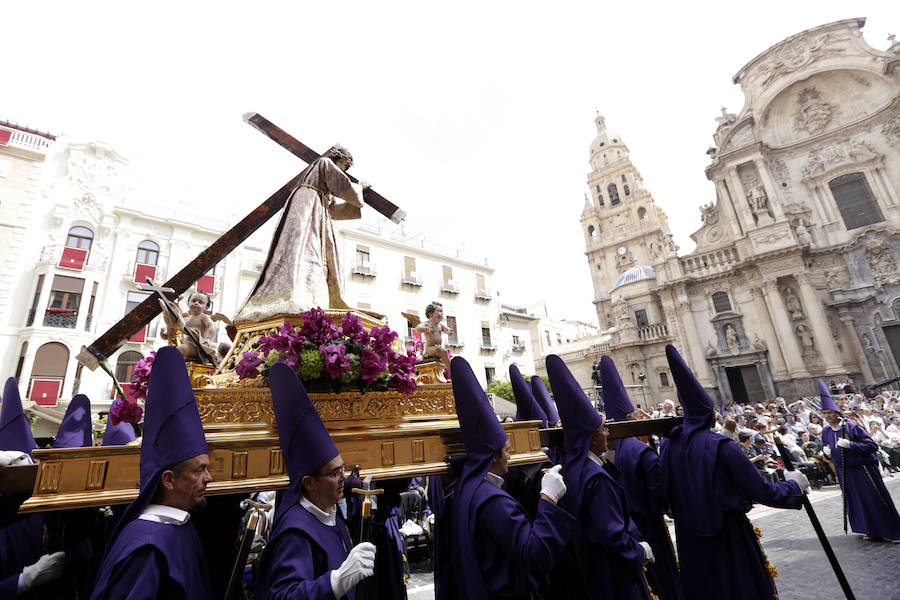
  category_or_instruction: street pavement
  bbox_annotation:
[407,476,900,600]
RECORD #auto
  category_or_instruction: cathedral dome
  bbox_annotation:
[589,114,627,159]
[611,266,656,291]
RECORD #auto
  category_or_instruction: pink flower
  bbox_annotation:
[235,351,263,380]
[299,308,341,344]
[109,398,143,425]
[320,344,352,380]
[341,312,370,345]
[129,351,156,401]
[360,348,387,384]
[369,325,398,356]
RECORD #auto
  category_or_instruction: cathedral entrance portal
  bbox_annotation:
[724,365,766,406]
[882,324,900,376]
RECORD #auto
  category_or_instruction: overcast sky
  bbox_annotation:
[4,2,896,323]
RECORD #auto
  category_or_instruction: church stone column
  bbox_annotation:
[794,273,842,373]
[750,287,787,376]
[840,314,875,383]
[676,300,713,383]
[715,364,732,405]
[761,280,808,375]
[714,179,744,237]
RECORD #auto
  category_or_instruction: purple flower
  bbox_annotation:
[129,351,156,401]
[299,307,341,345]
[341,312,370,345]
[360,348,388,384]
[109,398,143,425]
[392,374,418,394]
[369,325,398,356]
[235,351,264,380]
[320,343,352,380]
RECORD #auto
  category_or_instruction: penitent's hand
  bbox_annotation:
[330,542,376,598]
[540,464,567,504]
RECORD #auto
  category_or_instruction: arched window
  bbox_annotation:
[587,225,596,239]
[828,172,884,230]
[66,226,93,250]
[637,207,647,221]
[621,174,627,183]
[29,342,69,405]
[624,184,631,196]
[712,291,732,313]
[136,240,159,266]
[608,184,620,206]
[115,351,144,383]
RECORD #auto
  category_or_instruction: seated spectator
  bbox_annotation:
[652,402,664,418]
[785,413,806,436]
[887,416,900,436]
[736,415,751,434]
[793,400,812,426]
[747,434,778,481]
[722,419,738,442]
[869,420,900,474]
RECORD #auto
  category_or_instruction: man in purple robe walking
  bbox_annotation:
[599,356,681,600]
[818,379,900,542]
[254,363,376,600]
[439,356,573,600]
[0,377,66,599]
[91,347,213,600]
[659,345,808,599]
[547,354,652,600]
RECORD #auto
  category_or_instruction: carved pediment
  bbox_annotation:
[800,138,882,182]
[719,118,756,154]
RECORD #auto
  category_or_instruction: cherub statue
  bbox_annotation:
[160,291,219,364]
[415,301,453,369]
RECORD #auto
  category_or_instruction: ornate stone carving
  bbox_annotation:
[792,218,814,247]
[824,268,849,291]
[782,287,803,320]
[700,202,719,225]
[795,322,816,351]
[73,193,103,224]
[793,88,837,135]
[864,238,898,288]
[752,334,767,352]
[765,158,791,187]
[721,124,755,153]
[753,31,849,87]
[724,323,741,354]
[801,139,881,180]
[882,114,900,149]
[716,107,738,130]
[706,226,724,244]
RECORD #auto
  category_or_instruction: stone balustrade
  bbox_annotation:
[679,247,740,277]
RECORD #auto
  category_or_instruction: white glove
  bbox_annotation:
[540,464,567,504]
[21,551,66,590]
[638,541,655,564]
[0,450,33,466]
[836,438,851,449]
[823,445,832,457]
[784,470,810,493]
[330,542,376,599]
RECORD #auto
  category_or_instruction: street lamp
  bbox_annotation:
[637,371,647,409]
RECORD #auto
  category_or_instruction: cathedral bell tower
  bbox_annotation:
[581,114,675,331]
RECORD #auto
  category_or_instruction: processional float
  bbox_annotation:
[1,114,680,513]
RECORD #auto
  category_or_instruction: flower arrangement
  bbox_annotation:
[235,308,419,394]
[109,397,144,425]
[129,351,156,401]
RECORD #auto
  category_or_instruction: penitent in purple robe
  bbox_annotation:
[255,493,355,600]
[548,355,649,600]
[661,345,802,600]
[822,420,900,540]
[442,357,573,600]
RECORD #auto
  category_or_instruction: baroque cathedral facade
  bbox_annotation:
[576,18,900,405]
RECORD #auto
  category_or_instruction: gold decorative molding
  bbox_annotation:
[86,460,108,490]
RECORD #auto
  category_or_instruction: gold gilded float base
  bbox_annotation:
[18,420,545,513]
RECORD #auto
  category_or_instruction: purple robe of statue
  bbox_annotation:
[90,518,211,600]
[614,437,681,600]
[822,420,900,540]
[254,491,355,600]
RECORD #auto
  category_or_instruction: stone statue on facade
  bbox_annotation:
[234,145,369,322]
[794,219,814,247]
[752,334,767,352]
[795,323,815,351]
[725,324,740,354]
[415,301,453,369]
[784,288,803,319]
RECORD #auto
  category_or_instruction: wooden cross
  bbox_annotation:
[76,113,403,370]
[136,277,175,298]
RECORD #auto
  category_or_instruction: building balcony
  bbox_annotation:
[447,340,463,350]
[0,125,54,154]
[637,322,670,342]
[440,281,459,295]
[481,342,497,352]
[43,308,78,329]
[511,343,526,353]
[680,247,740,278]
[352,264,377,278]
[474,288,492,301]
[401,271,423,287]
[39,244,109,272]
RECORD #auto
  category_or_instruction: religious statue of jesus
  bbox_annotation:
[235,145,368,322]
[416,301,453,369]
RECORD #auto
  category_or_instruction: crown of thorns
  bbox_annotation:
[325,144,353,166]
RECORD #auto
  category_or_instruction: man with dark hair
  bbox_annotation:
[91,347,213,600]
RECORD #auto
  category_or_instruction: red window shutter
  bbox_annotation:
[133,263,157,284]
[58,247,88,271]
[30,379,62,407]
[197,274,215,294]
[0,130,11,146]
[128,326,147,344]
[115,382,136,401]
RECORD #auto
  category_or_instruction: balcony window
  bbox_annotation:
[485,367,495,385]
[114,351,144,399]
[660,372,670,387]
[441,266,459,294]
[126,291,151,343]
[44,275,84,328]
[59,226,93,270]
[634,309,649,328]
[353,246,376,277]
[29,342,69,407]
[402,257,422,286]
[446,316,460,346]
[136,240,159,266]
[481,327,494,349]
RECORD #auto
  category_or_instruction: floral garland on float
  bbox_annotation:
[233,308,420,394]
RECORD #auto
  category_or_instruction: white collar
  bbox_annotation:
[484,471,504,488]
[587,450,603,466]
[300,495,337,526]
[829,420,844,432]
[138,503,190,526]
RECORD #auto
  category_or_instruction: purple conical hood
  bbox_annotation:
[109,347,208,545]
[600,356,634,421]
[452,356,507,461]
[531,376,560,425]
[0,378,36,455]
[54,394,93,449]
[269,363,338,482]
[101,420,136,446]
[818,379,839,413]
[510,365,547,427]
[546,355,602,444]
[666,344,713,435]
